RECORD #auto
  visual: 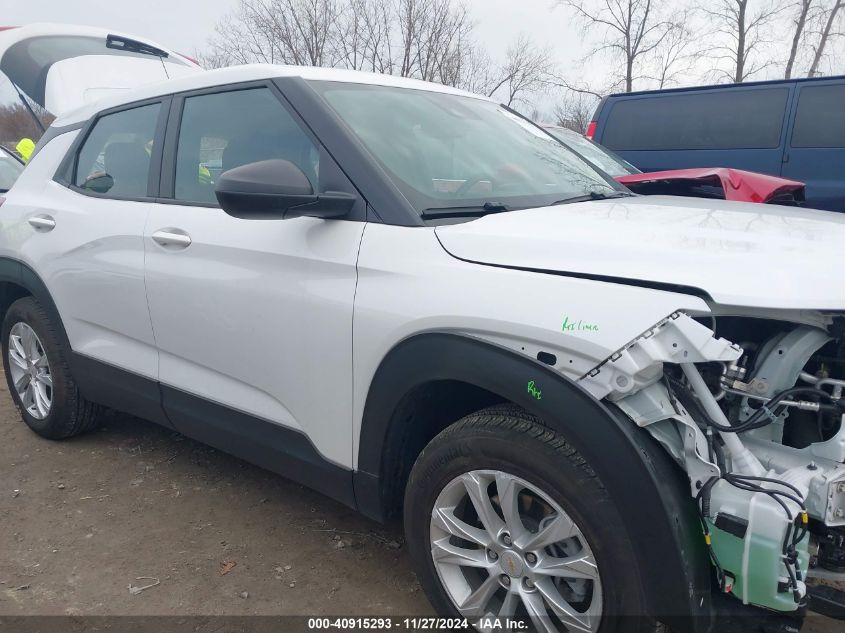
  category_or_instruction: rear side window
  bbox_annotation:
[173,87,319,205]
[602,88,789,151]
[791,84,845,148]
[74,102,160,197]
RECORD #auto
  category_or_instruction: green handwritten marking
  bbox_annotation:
[562,316,599,333]
[527,380,542,400]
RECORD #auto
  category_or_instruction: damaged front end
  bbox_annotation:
[580,311,845,613]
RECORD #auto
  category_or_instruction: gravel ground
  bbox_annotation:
[0,368,430,618]
[0,367,841,631]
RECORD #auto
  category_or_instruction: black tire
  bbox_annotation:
[1,296,102,439]
[404,403,659,632]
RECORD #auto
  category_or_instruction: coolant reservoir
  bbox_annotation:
[707,482,809,611]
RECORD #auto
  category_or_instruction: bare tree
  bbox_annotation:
[551,92,600,132]
[644,11,698,88]
[205,0,344,67]
[785,0,814,78]
[482,35,554,106]
[206,0,477,82]
[390,0,474,81]
[702,0,786,83]
[203,0,560,110]
[336,0,394,72]
[807,0,844,75]
[0,102,53,147]
[557,0,677,92]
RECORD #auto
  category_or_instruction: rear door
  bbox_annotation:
[781,80,845,212]
[596,84,794,176]
[10,98,169,422]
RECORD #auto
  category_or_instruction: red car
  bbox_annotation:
[544,125,806,206]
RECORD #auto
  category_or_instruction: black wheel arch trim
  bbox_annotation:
[356,332,713,630]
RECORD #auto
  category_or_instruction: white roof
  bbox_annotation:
[54,64,491,126]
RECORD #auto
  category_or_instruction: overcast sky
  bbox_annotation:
[0,0,589,109]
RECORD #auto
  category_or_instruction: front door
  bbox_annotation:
[143,85,364,479]
[781,81,845,212]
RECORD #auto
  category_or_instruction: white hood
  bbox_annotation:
[0,23,202,115]
[435,195,845,310]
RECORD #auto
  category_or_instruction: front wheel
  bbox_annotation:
[404,404,657,633]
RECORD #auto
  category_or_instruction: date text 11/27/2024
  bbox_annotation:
[307,617,529,630]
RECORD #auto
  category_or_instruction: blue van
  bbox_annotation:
[589,75,845,212]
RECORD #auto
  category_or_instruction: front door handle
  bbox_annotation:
[151,229,192,249]
[28,215,56,232]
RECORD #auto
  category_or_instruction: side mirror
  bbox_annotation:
[214,159,356,220]
[83,172,115,194]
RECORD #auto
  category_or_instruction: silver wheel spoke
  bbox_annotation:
[430,470,602,633]
[14,372,31,392]
[461,473,506,540]
[10,334,26,359]
[432,506,492,548]
[9,345,27,370]
[34,381,51,414]
[458,573,500,617]
[432,538,491,569]
[521,590,557,633]
[495,472,526,539]
[535,553,599,581]
[32,382,49,418]
[7,323,52,420]
[499,591,519,618]
[518,513,577,552]
[21,325,35,357]
[535,578,595,632]
[23,382,36,411]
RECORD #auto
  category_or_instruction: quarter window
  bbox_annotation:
[173,87,319,205]
[791,84,845,148]
[602,88,790,151]
[74,102,161,197]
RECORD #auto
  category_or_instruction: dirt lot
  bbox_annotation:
[0,368,429,619]
[0,367,840,631]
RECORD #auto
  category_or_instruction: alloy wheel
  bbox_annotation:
[7,322,53,420]
[430,470,602,632]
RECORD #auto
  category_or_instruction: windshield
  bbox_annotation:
[545,127,639,177]
[0,146,24,192]
[311,82,623,214]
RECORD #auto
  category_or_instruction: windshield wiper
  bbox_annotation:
[550,190,634,205]
[421,201,511,219]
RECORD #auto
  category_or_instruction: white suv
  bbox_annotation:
[2,24,845,633]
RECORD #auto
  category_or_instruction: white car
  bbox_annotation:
[1,24,845,633]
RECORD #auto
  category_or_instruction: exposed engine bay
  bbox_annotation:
[581,311,845,613]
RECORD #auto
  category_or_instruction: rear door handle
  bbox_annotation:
[151,229,192,249]
[28,215,56,231]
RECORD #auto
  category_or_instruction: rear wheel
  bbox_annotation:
[2,296,102,439]
[404,404,657,632]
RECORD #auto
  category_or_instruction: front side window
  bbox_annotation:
[311,82,619,214]
[173,87,319,205]
[74,102,160,197]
